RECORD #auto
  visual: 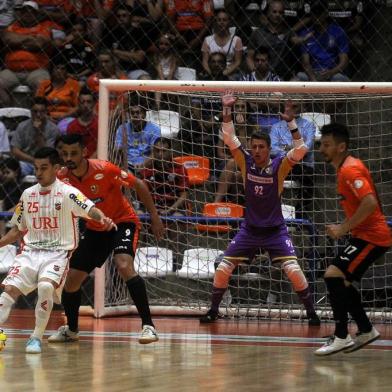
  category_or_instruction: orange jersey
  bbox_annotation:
[5,21,54,71]
[36,77,80,119]
[337,155,392,247]
[165,0,213,31]
[58,159,140,231]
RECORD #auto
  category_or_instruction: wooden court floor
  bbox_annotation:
[1,310,392,392]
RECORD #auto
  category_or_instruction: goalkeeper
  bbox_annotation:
[200,91,320,326]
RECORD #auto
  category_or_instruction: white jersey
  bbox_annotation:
[10,178,95,251]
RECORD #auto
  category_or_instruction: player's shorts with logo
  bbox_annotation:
[331,237,390,282]
[1,249,70,303]
[224,223,296,263]
[70,222,139,273]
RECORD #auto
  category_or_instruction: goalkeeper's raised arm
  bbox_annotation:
[221,91,242,152]
[280,101,309,164]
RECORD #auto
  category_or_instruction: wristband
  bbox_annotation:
[290,128,298,134]
[287,119,297,131]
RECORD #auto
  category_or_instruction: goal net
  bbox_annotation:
[94,80,392,321]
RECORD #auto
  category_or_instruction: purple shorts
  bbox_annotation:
[224,223,296,263]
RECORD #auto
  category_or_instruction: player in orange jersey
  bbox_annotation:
[48,134,165,344]
[315,123,392,356]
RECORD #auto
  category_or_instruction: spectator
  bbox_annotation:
[86,50,128,110]
[200,51,230,81]
[0,0,17,29]
[165,0,213,70]
[101,6,152,79]
[270,100,316,220]
[35,58,80,121]
[242,46,281,81]
[0,120,10,159]
[295,1,350,82]
[141,137,188,215]
[247,0,295,80]
[115,96,161,171]
[114,0,163,22]
[201,9,243,80]
[60,20,95,81]
[10,97,60,176]
[0,157,22,212]
[0,1,56,105]
[66,88,98,158]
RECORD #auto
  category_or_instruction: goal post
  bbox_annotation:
[95,80,392,320]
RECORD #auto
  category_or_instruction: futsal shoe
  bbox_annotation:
[199,309,219,323]
[307,311,321,327]
[139,325,159,344]
[344,327,380,353]
[314,335,354,356]
[48,325,79,343]
[26,338,42,354]
[0,329,7,351]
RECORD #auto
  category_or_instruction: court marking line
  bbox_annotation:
[3,328,392,349]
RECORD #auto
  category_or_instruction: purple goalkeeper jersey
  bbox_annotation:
[235,146,294,228]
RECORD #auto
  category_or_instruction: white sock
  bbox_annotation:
[0,292,15,324]
[32,281,54,340]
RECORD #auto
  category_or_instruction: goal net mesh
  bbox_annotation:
[97,82,392,321]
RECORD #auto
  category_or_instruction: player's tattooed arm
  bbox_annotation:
[0,226,23,248]
[88,207,117,231]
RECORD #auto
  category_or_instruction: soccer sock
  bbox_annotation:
[210,286,227,313]
[62,289,82,333]
[346,284,373,333]
[126,275,154,327]
[0,292,15,324]
[296,287,316,315]
[32,281,54,340]
[325,277,349,339]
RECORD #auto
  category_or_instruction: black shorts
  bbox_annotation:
[70,222,139,274]
[331,237,390,282]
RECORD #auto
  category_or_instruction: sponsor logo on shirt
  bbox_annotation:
[247,174,274,184]
[69,193,88,209]
[354,179,363,189]
[55,202,62,210]
[91,197,104,204]
[94,173,104,180]
[90,185,99,194]
[120,170,128,179]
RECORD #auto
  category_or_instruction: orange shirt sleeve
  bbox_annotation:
[105,162,137,188]
[340,166,374,201]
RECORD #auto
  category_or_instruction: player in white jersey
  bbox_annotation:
[0,147,115,354]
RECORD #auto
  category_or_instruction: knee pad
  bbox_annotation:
[214,258,236,288]
[281,259,308,292]
[37,281,55,298]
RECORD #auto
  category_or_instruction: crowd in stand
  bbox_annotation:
[0,0,386,224]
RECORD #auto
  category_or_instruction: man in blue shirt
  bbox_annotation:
[295,1,350,81]
[115,101,161,171]
[270,101,316,220]
[200,91,320,326]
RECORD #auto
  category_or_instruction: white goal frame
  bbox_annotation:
[94,80,392,319]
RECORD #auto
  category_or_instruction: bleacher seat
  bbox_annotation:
[175,67,196,81]
[145,110,180,138]
[173,155,210,185]
[134,247,173,277]
[0,245,17,274]
[196,202,244,233]
[178,248,223,279]
[301,112,331,141]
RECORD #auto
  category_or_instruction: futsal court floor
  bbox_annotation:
[0,310,391,392]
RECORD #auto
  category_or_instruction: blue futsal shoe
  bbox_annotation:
[26,337,42,354]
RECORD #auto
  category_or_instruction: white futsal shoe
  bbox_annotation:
[314,335,354,356]
[48,325,79,343]
[138,325,159,344]
[344,327,380,353]
[26,338,42,354]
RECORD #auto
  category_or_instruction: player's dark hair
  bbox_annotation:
[60,133,85,147]
[250,131,271,148]
[34,147,61,165]
[320,123,350,149]
[254,46,270,60]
